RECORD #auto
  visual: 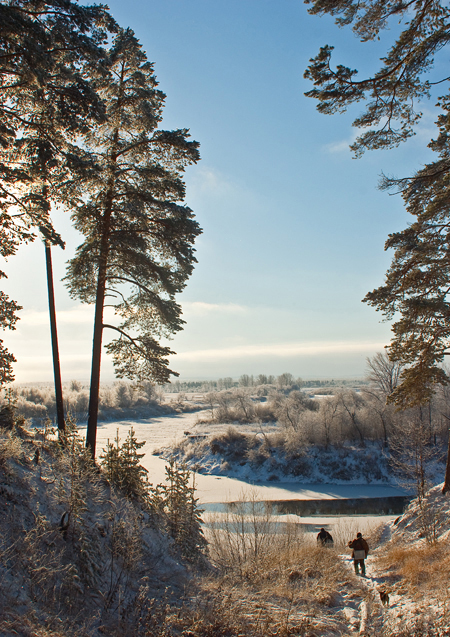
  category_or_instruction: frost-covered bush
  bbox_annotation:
[15,396,48,420]
[9,380,167,424]
[63,389,89,418]
[204,388,276,425]
[247,443,271,468]
[287,453,313,478]
[0,430,24,465]
[152,459,208,565]
[100,427,150,500]
[210,427,256,461]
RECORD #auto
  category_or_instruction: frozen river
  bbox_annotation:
[79,412,409,506]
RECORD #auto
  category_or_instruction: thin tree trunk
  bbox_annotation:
[85,270,106,456]
[442,432,450,494]
[86,186,115,456]
[379,413,388,448]
[86,77,123,457]
[45,241,65,432]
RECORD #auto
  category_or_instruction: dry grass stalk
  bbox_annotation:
[375,541,450,595]
[201,495,363,636]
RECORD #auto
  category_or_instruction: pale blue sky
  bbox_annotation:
[3,0,441,382]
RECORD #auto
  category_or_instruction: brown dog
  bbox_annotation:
[379,590,389,607]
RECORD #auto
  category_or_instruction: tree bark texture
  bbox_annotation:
[45,242,65,431]
[86,188,114,456]
[442,432,450,494]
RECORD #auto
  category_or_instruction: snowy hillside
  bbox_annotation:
[0,420,201,636]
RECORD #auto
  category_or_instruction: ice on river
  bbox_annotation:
[78,412,408,506]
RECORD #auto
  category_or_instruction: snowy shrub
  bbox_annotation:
[153,459,208,565]
[210,427,254,461]
[15,397,48,420]
[247,443,271,468]
[100,427,150,501]
[115,381,135,409]
[55,419,103,539]
[70,380,83,392]
[253,401,276,422]
[0,431,24,465]
[288,454,313,478]
[358,451,385,482]
[63,389,89,418]
[206,496,285,580]
[0,403,15,430]
[20,386,47,404]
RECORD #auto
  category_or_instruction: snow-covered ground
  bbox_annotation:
[12,415,449,634]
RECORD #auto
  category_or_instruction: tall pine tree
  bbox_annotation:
[0,0,116,384]
[304,0,450,492]
[364,100,450,492]
[65,30,201,456]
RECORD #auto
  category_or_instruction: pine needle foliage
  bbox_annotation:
[64,28,201,455]
[154,459,207,564]
[362,103,450,491]
[0,0,117,384]
[363,103,450,410]
[100,427,150,500]
[304,0,450,491]
[0,287,20,385]
[55,417,102,538]
[304,0,450,156]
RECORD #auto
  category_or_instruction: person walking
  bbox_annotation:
[348,532,369,576]
[317,527,334,547]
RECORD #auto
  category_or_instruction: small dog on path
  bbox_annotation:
[379,590,390,607]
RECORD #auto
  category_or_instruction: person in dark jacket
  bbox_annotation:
[348,532,369,576]
[317,527,334,547]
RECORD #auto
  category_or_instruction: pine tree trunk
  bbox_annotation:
[45,242,65,432]
[86,192,114,457]
[86,121,119,457]
[442,432,450,494]
[86,267,106,456]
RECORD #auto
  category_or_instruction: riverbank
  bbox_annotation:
[153,414,446,488]
[79,414,412,505]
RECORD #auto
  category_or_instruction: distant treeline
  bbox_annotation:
[166,373,368,393]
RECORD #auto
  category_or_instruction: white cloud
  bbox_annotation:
[324,127,361,154]
[173,340,387,362]
[14,353,91,364]
[14,304,122,327]
[325,138,355,154]
[15,301,248,330]
[17,305,94,326]
[182,301,248,316]
[188,166,236,196]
